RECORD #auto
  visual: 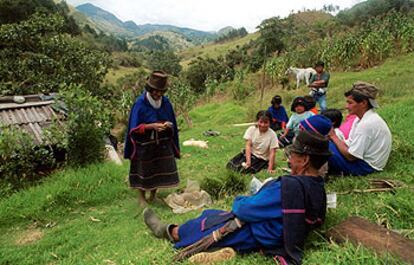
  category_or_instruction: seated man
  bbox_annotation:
[143,130,331,264]
[328,81,392,176]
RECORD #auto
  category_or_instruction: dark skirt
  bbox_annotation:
[129,129,179,190]
[226,150,268,174]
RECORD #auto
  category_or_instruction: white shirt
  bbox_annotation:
[243,126,279,161]
[346,109,392,170]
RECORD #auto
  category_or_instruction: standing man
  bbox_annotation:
[308,61,330,111]
[328,81,392,176]
[124,71,180,207]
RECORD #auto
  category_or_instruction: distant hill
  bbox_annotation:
[287,10,334,27]
[75,3,217,45]
[336,0,414,26]
[129,31,195,52]
[217,26,236,36]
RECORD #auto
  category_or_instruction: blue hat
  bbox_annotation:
[299,115,332,136]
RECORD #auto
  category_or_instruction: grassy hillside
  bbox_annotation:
[0,54,413,264]
[179,32,259,68]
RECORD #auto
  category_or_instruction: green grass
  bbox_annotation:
[1,54,414,264]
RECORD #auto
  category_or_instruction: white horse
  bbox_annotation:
[285,67,317,89]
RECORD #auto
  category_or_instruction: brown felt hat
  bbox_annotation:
[350,81,379,108]
[287,130,332,157]
[146,71,168,91]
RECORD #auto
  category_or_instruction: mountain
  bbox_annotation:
[217,26,235,36]
[75,3,217,45]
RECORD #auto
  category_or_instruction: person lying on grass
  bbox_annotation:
[143,130,331,265]
[227,110,279,174]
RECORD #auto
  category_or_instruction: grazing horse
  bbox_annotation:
[285,67,317,89]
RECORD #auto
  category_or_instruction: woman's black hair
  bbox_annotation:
[291,96,307,112]
[271,95,282,106]
[321,108,343,128]
[256,110,272,121]
[303,95,316,110]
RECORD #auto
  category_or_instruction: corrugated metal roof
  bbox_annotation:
[0,95,64,145]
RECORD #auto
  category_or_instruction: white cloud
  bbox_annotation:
[67,0,361,32]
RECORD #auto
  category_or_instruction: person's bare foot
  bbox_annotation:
[138,196,148,208]
[148,195,164,204]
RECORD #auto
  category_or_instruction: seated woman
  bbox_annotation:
[143,130,331,265]
[278,97,314,148]
[227,110,279,174]
[267,95,289,131]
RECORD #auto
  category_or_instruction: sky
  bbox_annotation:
[66,0,363,32]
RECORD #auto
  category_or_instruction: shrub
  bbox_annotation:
[185,56,230,94]
[61,84,112,166]
[0,126,55,189]
[231,70,253,101]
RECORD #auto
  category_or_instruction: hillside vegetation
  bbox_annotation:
[0,53,413,265]
[1,0,414,263]
[179,32,259,67]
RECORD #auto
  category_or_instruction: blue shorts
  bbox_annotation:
[328,142,376,176]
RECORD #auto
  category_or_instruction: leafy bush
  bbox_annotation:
[185,56,231,94]
[146,50,182,76]
[231,70,253,101]
[61,85,112,166]
[0,126,55,189]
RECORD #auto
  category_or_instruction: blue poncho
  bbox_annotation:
[124,92,179,159]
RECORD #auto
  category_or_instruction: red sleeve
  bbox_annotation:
[130,124,146,135]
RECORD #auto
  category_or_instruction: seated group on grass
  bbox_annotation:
[143,81,392,264]
[227,81,392,177]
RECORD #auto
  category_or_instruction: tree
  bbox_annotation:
[0,13,110,96]
[184,57,229,94]
[257,17,286,56]
[0,0,80,35]
[147,50,182,76]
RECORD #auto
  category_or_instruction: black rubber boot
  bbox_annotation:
[143,208,175,241]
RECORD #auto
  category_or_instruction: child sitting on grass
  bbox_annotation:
[227,110,279,174]
[278,97,314,147]
[267,95,289,131]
